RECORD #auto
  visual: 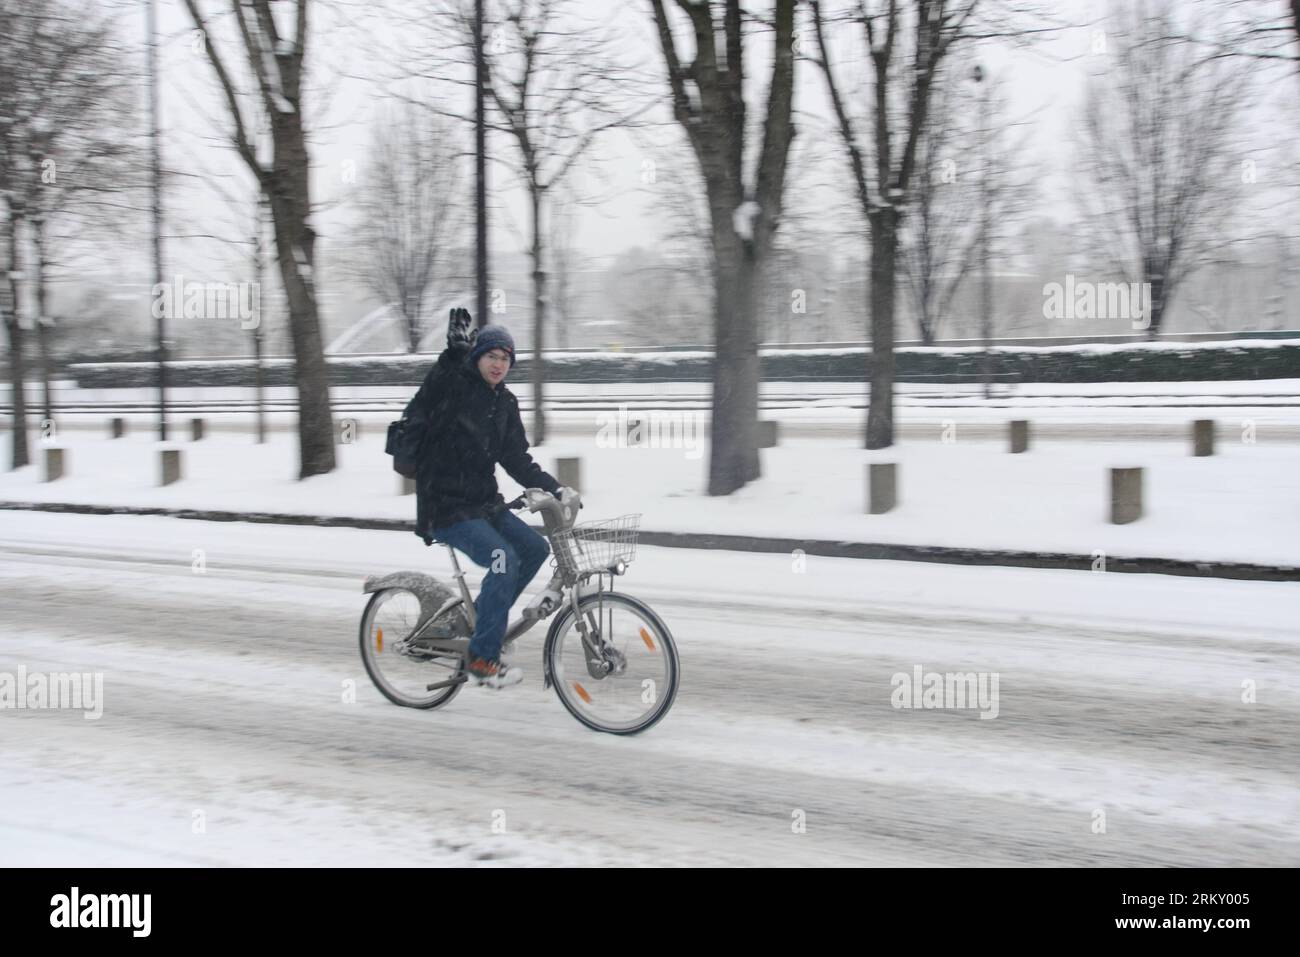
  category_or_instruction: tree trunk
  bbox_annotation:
[1139,251,1168,340]
[555,279,568,349]
[267,112,335,479]
[4,209,30,469]
[866,207,898,449]
[708,224,761,495]
[404,298,419,353]
[2,311,28,470]
[647,0,792,495]
[1147,274,1167,340]
[33,219,53,426]
[918,301,936,346]
[530,184,546,445]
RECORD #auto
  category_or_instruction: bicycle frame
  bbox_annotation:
[405,489,615,665]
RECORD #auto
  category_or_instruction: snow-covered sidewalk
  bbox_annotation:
[2,423,1297,568]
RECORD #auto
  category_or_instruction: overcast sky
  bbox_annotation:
[96,0,1296,288]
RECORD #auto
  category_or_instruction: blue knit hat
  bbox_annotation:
[469,324,516,368]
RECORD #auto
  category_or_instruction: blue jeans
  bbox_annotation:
[431,510,551,662]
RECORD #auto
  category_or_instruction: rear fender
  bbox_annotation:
[362,571,465,631]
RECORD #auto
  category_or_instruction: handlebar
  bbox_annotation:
[507,488,581,511]
[506,488,582,529]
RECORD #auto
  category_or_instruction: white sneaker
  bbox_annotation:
[464,656,524,689]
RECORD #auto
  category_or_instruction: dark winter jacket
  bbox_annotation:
[409,342,559,543]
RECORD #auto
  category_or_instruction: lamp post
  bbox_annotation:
[147,0,168,439]
[972,64,993,399]
[474,0,488,328]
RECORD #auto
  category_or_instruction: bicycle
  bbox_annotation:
[359,487,680,734]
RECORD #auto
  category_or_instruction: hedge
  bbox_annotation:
[68,339,1300,388]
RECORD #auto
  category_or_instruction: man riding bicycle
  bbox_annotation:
[406,307,578,689]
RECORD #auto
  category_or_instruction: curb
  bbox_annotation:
[2,499,1297,583]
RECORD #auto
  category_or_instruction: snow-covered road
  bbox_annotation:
[1,512,1296,866]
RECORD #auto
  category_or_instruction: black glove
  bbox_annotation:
[447,307,477,351]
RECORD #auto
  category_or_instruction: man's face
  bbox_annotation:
[477,348,511,386]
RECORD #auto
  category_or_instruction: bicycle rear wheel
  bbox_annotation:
[359,587,466,709]
[545,592,679,734]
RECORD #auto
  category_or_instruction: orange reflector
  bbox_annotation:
[639,627,656,651]
[376,627,383,653]
[573,682,592,704]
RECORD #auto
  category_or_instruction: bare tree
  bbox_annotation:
[897,62,1038,343]
[1173,0,1299,76]
[896,69,980,345]
[363,0,649,435]
[181,0,335,478]
[459,0,650,442]
[29,159,143,424]
[808,0,1052,447]
[1077,0,1251,338]
[30,62,142,424]
[812,0,964,448]
[0,0,137,468]
[648,0,798,494]
[350,99,465,353]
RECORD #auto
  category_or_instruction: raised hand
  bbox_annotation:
[447,306,477,351]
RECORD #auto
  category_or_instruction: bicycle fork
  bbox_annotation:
[569,575,626,681]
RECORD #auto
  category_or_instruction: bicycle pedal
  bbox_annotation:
[522,588,563,620]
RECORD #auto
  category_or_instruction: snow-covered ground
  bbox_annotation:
[10,378,1300,408]
[6,381,1300,446]
[0,511,1296,866]
[3,417,1298,566]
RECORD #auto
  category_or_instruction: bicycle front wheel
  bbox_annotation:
[359,587,466,710]
[545,591,679,734]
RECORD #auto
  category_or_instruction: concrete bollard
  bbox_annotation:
[757,420,779,448]
[400,474,416,496]
[1192,419,1215,457]
[556,457,582,491]
[160,448,182,486]
[867,462,898,514]
[1110,467,1143,524]
[1009,420,1030,454]
[43,447,66,482]
[190,418,205,441]
[110,417,126,439]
